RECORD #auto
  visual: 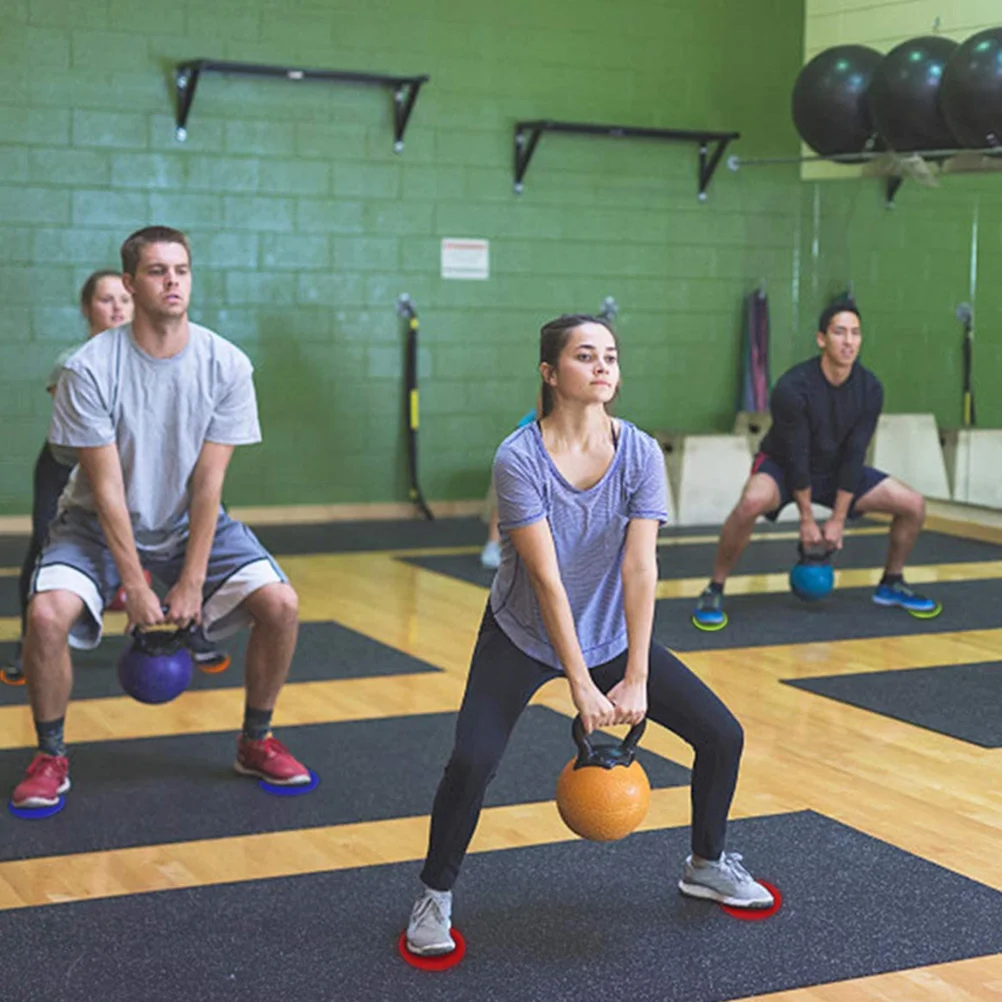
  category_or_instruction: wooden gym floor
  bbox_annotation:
[0,512,1001,1000]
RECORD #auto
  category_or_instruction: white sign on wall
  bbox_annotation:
[441,238,489,280]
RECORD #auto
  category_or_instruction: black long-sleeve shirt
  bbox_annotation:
[759,357,883,494]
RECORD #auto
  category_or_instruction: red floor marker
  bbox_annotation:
[720,881,782,920]
[198,655,231,675]
[398,928,466,971]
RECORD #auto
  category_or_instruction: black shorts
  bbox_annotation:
[751,452,888,522]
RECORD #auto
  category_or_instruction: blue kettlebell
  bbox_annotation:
[789,542,835,602]
[118,620,194,705]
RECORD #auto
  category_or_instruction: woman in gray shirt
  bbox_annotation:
[405,314,773,957]
[3,271,131,684]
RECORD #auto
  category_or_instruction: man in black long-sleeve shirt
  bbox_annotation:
[693,302,937,629]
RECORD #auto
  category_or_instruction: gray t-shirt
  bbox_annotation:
[49,322,261,553]
[46,344,86,467]
[489,419,669,670]
[47,344,84,392]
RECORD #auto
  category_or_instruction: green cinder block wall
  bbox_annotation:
[800,175,1002,431]
[3,0,812,513]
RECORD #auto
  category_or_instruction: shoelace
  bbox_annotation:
[413,894,449,930]
[699,589,722,609]
[717,852,754,885]
[28,755,64,779]
[259,737,289,758]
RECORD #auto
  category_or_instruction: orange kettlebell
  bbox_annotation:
[555,715,651,842]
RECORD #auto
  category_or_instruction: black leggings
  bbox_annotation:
[17,442,72,638]
[420,604,744,891]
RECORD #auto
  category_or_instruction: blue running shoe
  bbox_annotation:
[692,586,728,631]
[872,580,941,619]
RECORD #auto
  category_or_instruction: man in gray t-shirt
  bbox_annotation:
[13,225,311,810]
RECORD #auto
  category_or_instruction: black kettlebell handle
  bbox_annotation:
[798,541,833,564]
[570,715,646,770]
[130,605,199,651]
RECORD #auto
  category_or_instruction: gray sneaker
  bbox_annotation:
[1,654,24,686]
[480,540,501,570]
[184,627,230,673]
[406,887,455,956]
[678,852,774,908]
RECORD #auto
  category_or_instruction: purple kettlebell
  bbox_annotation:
[118,625,194,705]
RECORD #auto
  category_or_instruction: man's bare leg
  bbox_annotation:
[853,477,926,576]
[241,582,299,711]
[232,582,310,785]
[12,590,83,807]
[853,478,937,614]
[23,590,83,724]
[710,474,783,584]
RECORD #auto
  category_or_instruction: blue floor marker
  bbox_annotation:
[257,769,320,797]
[8,796,66,820]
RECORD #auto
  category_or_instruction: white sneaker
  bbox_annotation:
[480,540,501,570]
[678,852,774,908]
[406,886,455,955]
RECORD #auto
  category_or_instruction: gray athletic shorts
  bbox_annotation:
[30,508,288,650]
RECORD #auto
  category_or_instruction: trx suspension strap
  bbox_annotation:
[957,303,976,427]
[397,294,433,520]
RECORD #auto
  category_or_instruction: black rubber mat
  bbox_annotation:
[0,518,871,574]
[0,622,440,706]
[0,575,21,618]
[0,707,689,862]
[397,529,1000,591]
[0,537,29,567]
[784,662,1002,747]
[251,517,823,556]
[250,516,486,556]
[660,529,995,575]
[658,520,852,535]
[4,810,1002,1002]
[401,553,498,589]
[659,578,997,652]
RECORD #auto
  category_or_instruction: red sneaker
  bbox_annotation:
[234,736,310,785]
[107,569,153,612]
[12,753,71,808]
